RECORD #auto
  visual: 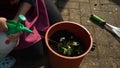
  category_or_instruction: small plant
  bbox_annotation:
[50,30,85,57]
[57,37,85,56]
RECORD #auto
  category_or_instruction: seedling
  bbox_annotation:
[50,30,85,57]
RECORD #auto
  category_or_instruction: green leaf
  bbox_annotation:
[67,46,73,56]
[61,47,67,55]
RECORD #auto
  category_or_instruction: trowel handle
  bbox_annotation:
[91,14,106,25]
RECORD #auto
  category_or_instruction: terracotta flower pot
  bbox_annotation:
[45,21,93,68]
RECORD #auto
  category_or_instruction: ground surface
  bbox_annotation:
[12,0,120,68]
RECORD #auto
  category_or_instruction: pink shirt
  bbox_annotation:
[15,0,50,49]
[15,0,49,49]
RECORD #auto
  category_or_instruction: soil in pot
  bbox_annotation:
[49,30,86,57]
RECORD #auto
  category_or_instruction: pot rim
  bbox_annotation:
[45,21,93,59]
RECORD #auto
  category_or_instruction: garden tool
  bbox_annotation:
[91,14,120,38]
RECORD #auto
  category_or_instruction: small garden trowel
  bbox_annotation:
[90,14,120,38]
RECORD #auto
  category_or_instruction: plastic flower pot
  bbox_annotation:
[45,21,93,68]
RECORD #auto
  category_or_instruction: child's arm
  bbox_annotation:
[12,0,35,45]
[13,0,36,20]
[14,2,32,21]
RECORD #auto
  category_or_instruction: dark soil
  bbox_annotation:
[49,30,86,57]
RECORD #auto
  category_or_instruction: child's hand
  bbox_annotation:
[0,17,8,32]
[0,17,21,46]
[8,32,22,46]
